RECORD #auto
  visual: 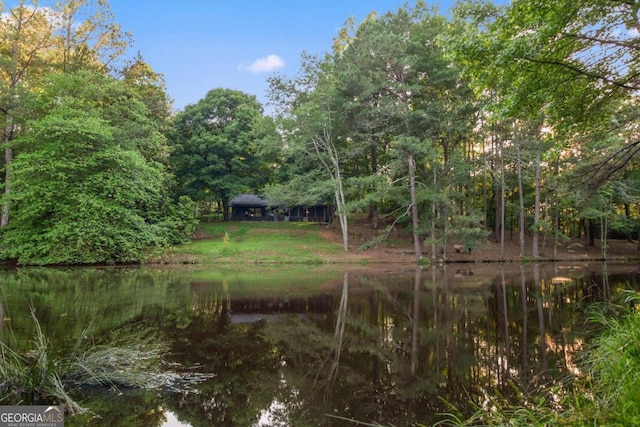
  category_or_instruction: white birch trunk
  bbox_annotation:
[312,126,349,252]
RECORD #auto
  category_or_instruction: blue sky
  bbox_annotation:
[4,1,502,111]
[106,1,469,112]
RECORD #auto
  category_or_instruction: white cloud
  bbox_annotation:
[239,54,285,73]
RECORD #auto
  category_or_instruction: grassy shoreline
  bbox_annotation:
[147,221,350,265]
[146,220,640,266]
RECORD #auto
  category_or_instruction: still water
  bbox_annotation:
[0,262,639,426]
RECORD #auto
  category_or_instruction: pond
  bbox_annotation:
[1,262,639,426]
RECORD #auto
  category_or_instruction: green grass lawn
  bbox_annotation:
[167,221,343,264]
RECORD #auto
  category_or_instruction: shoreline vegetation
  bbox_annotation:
[147,219,640,266]
[148,219,640,426]
[2,221,638,425]
[438,292,640,427]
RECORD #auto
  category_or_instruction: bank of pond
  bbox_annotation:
[0,262,639,426]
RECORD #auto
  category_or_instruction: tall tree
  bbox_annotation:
[331,2,476,259]
[265,53,351,251]
[0,0,132,228]
[54,0,132,72]
[169,88,269,219]
[0,1,55,227]
[120,52,173,124]
[450,0,607,258]
[2,71,194,265]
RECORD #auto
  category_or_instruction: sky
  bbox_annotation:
[105,0,466,112]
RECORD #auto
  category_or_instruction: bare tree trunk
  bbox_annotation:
[482,145,488,230]
[553,160,560,260]
[532,139,541,259]
[600,201,609,259]
[369,144,378,229]
[516,141,525,258]
[624,203,632,242]
[2,133,14,228]
[313,126,349,251]
[408,154,422,261]
[431,167,437,261]
[499,137,505,259]
[369,203,378,229]
[334,176,349,252]
[541,192,549,256]
[493,134,501,242]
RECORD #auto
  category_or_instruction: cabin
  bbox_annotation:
[229,194,271,221]
[280,203,333,223]
[229,194,333,223]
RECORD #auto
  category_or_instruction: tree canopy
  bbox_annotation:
[0,0,194,265]
[168,88,274,220]
[2,71,195,264]
[1,0,639,265]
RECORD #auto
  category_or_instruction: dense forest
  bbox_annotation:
[1,0,639,265]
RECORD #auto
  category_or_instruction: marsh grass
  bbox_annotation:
[0,308,180,415]
[0,308,87,413]
[578,289,640,425]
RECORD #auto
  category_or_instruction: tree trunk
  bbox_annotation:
[499,137,505,259]
[482,141,488,230]
[369,144,378,229]
[532,139,541,259]
[541,192,549,256]
[369,203,378,229]
[334,176,349,252]
[516,141,525,258]
[408,154,422,261]
[493,134,501,242]
[625,203,632,242]
[600,213,608,259]
[1,134,14,228]
[313,126,349,251]
[553,159,560,260]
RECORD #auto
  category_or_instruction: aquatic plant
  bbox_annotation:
[0,308,86,414]
[580,289,640,425]
[0,308,208,416]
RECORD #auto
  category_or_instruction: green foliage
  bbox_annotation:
[155,196,199,245]
[1,71,195,265]
[0,307,179,416]
[581,292,640,425]
[449,212,490,252]
[168,88,273,212]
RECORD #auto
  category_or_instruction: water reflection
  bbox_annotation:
[0,263,638,426]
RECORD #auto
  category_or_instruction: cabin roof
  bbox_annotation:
[230,194,268,207]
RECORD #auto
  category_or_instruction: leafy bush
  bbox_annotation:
[0,72,197,265]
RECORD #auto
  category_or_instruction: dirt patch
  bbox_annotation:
[321,218,640,264]
[192,228,213,240]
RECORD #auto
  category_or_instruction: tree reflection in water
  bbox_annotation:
[0,264,638,426]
